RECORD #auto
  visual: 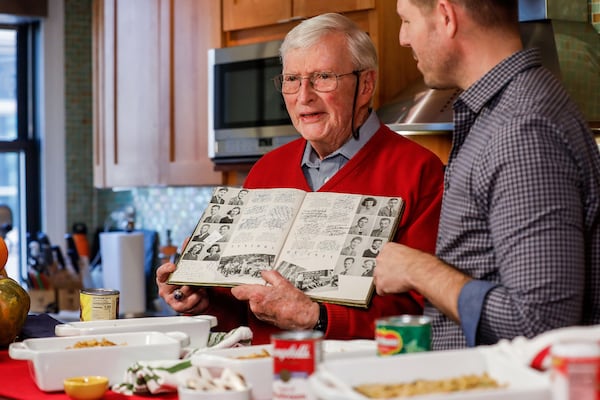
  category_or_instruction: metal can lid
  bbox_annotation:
[271,330,323,341]
[377,314,431,326]
[551,341,600,358]
[80,288,120,296]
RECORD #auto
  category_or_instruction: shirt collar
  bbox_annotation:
[457,48,542,115]
[302,110,379,166]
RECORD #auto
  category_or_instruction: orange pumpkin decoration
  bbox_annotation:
[0,237,30,347]
[0,235,7,276]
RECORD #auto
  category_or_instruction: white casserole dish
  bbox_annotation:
[191,340,376,400]
[54,315,217,348]
[309,347,551,400]
[9,331,188,392]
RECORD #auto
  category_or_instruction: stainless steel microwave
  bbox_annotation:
[208,40,299,164]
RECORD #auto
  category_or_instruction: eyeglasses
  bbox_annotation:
[273,71,361,94]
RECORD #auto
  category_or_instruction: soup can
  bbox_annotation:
[375,315,431,356]
[79,288,120,321]
[551,341,600,400]
[272,330,323,400]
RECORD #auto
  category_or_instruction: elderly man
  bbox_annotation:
[157,12,444,344]
[374,0,600,350]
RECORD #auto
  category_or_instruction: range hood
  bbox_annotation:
[379,0,600,135]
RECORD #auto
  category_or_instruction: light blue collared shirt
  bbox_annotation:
[302,111,379,190]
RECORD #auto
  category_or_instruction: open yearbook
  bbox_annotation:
[168,186,405,308]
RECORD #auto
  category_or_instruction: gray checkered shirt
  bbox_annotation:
[426,48,600,350]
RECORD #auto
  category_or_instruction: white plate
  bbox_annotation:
[309,347,551,400]
[9,331,188,392]
[191,340,376,400]
[55,315,217,347]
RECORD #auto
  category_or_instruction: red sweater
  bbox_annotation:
[206,123,444,344]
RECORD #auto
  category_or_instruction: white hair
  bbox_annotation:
[280,13,378,71]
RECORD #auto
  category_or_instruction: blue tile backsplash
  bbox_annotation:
[130,187,215,249]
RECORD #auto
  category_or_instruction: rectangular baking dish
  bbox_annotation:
[309,347,551,399]
[9,330,188,391]
[54,315,217,348]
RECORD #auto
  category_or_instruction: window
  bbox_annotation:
[0,24,41,283]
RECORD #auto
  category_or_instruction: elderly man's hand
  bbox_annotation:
[231,269,320,330]
[156,261,209,314]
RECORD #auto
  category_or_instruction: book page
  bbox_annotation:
[274,193,404,306]
[168,187,306,286]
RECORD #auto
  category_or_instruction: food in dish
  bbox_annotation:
[233,349,271,359]
[353,373,503,398]
[185,367,248,392]
[66,338,120,349]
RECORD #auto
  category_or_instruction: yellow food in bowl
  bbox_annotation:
[63,376,109,400]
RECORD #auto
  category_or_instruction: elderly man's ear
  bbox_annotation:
[361,70,376,95]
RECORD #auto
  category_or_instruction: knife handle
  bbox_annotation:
[72,222,90,258]
[51,245,66,270]
[64,234,80,274]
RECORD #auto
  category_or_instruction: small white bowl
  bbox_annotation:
[178,384,252,400]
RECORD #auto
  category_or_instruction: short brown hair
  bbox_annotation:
[410,0,518,29]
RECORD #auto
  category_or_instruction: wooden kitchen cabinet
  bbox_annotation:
[92,0,223,187]
[223,0,420,111]
[222,0,375,32]
[158,0,223,186]
[222,0,291,31]
[405,134,453,165]
[293,0,375,19]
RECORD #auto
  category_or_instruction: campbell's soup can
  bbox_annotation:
[79,288,120,321]
[551,341,600,400]
[272,330,323,400]
[375,315,431,356]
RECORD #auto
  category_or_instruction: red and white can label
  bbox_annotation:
[551,342,600,400]
[272,331,322,400]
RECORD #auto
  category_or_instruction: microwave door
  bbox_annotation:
[209,42,297,163]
